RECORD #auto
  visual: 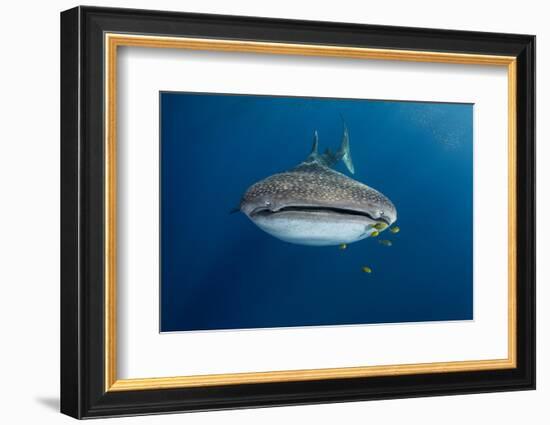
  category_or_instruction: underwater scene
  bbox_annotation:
[160,92,473,332]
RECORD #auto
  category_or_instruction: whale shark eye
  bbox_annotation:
[265,200,271,206]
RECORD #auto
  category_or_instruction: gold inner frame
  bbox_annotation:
[104,33,517,392]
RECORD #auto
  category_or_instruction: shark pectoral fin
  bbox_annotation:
[339,123,355,174]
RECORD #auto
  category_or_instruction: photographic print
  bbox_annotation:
[160,92,474,332]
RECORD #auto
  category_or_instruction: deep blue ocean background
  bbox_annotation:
[160,92,473,332]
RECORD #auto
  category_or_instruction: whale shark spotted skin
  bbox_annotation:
[239,125,397,246]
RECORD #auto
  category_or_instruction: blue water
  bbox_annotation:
[160,92,473,332]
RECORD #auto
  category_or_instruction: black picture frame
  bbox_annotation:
[61,5,535,419]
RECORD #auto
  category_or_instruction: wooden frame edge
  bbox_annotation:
[103,33,518,393]
[108,358,516,391]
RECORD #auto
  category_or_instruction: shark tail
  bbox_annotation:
[311,130,319,154]
[338,123,355,174]
[307,122,355,174]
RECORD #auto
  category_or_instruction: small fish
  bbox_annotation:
[339,243,347,250]
[389,226,400,234]
[362,266,372,274]
[373,222,388,231]
[370,231,379,237]
[378,239,393,247]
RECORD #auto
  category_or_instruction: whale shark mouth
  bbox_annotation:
[250,205,391,225]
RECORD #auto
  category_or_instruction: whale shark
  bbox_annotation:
[239,125,397,246]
